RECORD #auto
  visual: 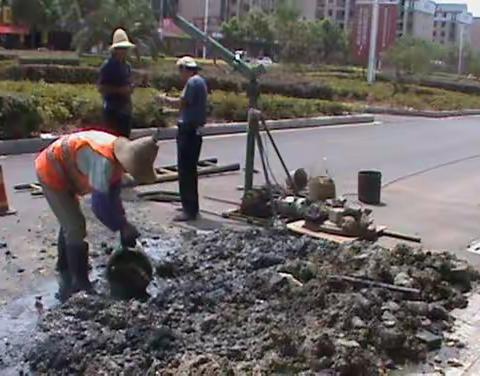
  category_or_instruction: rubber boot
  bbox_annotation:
[56,229,73,302]
[66,242,95,294]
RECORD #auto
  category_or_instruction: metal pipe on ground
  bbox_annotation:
[159,158,219,172]
[155,163,240,183]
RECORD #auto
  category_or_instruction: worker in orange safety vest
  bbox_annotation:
[35,130,159,301]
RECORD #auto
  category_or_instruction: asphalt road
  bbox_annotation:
[2,114,480,271]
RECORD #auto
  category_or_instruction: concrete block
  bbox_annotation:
[415,330,442,350]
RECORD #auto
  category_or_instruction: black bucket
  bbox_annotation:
[358,170,382,205]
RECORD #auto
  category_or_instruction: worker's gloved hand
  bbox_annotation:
[120,222,140,248]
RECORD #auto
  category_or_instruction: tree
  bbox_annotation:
[243,11,274,44]
[280,21,311,62]
[319,19,347,61]
[273,0,302,61]
[385,37,444,94]
[221,10,274,55]
[60,0,159,55]
[385,37,444,76]
[12,0,57,46]
[221,17,245,46]
[468,53,480,77]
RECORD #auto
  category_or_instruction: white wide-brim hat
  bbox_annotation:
[110,28,135,50]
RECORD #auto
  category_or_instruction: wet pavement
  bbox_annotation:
[15,229,480,375]
[2,115,480,373]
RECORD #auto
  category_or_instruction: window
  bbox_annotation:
[441,31,445,37]
[328,9,333,17]
[433,30,436,37]
[441,21,446,27]
[443,12,447,17]
[433,21,437,27]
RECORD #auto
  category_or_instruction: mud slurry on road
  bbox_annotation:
[26,228,478,375]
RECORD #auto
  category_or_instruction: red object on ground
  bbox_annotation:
[351,0,399,66]
[0,24,29,35]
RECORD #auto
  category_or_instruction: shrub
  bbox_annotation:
[0,81,354,139]
[0,92,42,139]
[18,56,81,66]
[210,91,352,121]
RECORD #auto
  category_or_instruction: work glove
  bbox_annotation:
[120,222,140,249]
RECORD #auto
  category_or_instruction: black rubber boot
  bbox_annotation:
[66,242,95,294]
[56,229,73,302]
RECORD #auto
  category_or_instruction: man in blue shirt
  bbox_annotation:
[158,56,208,221]
[98,29,135,138]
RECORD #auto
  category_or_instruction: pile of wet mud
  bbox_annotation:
[26,228,478,375]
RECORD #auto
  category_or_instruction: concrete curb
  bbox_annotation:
[0,114,374,156]
[364,107,480,118]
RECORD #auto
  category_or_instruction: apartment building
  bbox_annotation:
[228,0,279,17]
[165,0,279,32]
[397,0,436,40]
[297,0,356,31]
[471,18,480,51]
[432,3,472,46]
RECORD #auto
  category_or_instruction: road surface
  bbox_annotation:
[2,114,480,301]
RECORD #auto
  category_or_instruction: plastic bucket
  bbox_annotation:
[358,170,382,205]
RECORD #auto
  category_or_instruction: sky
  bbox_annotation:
[436,0,480,17]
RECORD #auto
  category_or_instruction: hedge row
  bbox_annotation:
[0,64,336,100]
[0,81,353,140]
[18,56,81,66]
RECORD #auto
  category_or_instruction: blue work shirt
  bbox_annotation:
[99,57,132,113]
[180,74,208,129]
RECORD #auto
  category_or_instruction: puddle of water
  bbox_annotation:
[0,234,184,373]
[0,279,58,374]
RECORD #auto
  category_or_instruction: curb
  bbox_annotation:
[0,114,374,156]
[364,107,480,118]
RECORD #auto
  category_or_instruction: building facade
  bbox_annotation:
[170,0,279,32]
[297,0,356,31]
[471,18,480,51]
[397,0,436,40]
[351,0,399,64]
[432,3,472,46]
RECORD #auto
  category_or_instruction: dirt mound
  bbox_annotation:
[26,229,478,375]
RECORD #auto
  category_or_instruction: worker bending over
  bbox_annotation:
[35,130,159,301]
[157,56,208,221]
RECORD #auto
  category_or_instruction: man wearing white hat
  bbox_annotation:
[98,28,136,138]
[157,56,208,221]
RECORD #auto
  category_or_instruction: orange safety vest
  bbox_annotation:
[35,130,123,194]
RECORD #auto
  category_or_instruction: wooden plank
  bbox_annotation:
[287,220,358,244]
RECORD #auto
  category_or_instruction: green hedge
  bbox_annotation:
[2,60,480,103]
[0,81,354,139]
[18,56,80,66]
[0,64,336,100]
[0,92,42,139]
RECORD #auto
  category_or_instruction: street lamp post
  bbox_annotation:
[367,0,380,84]
[458,23,465,75]
[203,0,210,59]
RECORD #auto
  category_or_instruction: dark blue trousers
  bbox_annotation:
[177,129,203,217]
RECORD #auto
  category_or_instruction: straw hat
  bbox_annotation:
[114,136,158,184]
[176,56,200,69]
[110,28,135,50]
